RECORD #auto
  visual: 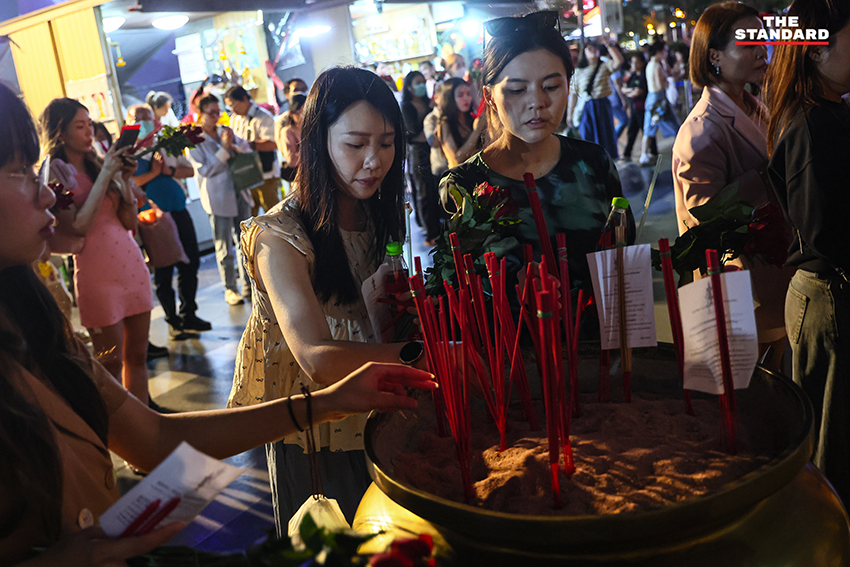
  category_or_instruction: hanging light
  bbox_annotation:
[151,15,189,31]
[102,16,125,33]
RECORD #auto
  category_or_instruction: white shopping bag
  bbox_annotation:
[288,495,350,549]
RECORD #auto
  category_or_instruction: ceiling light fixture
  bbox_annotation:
[102,16,126,33]
[291,24,331,39]
[152,15,189,31]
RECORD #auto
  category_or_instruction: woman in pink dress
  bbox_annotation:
[42,98,154,404]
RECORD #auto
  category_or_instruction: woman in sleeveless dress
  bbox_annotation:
[227,67,430,532]
[42,98,154,406]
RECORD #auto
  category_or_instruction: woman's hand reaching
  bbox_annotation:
[313,362,436,423]
[21,523,184,567]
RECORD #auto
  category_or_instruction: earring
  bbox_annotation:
[713,63,721,76]
[378,185,382,200]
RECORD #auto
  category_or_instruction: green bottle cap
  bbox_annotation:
[386,241,403,256]
[611,197,630,210]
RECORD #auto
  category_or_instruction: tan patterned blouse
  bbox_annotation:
[226,198,378,453]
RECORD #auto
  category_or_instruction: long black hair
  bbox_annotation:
[40,97,103,185]
[0,84,108,544]
[294,66,405,305]
[401,70,428,106]
[436,77,474,148]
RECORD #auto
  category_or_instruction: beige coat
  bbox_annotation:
[672,86,794,342]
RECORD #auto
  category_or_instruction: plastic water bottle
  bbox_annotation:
[384,241,408,294]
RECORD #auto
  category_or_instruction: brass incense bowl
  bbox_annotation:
[357,349,850,566]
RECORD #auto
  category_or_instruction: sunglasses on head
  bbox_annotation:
[484,11,560,38]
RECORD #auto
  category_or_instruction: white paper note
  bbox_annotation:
[99,442,245,537]
[362,263,392,343]
[587,244,658,350]
[678,270,758,395]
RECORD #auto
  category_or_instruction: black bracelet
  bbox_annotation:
[301,384,313,431]
[287,394,304,432]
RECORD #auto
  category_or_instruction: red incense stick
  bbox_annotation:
[136,497,181,536]
[536,289,562,509]
[486,254,539,430]
[120,498,161,538]
[523,173,558,279]
[706,250,738,454]
[449,232,468,290]
[658,239,694,415]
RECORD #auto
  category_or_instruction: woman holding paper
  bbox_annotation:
[0,79,436,567]
[672,1,794,370]
[440,11,634,297]
[765,0,850,505]
[225,67,434,531]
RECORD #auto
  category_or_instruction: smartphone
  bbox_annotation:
[114,124,141,151]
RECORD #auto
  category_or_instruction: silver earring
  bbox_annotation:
[713,63,721,76]
[378,185,382,200]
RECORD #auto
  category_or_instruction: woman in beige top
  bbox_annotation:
[0,82,435,566]
[227,67,433,534]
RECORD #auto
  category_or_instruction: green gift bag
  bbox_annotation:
[228,151,265,192]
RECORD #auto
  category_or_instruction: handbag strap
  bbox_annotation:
[301,384,325,499]
[586,62,603,97]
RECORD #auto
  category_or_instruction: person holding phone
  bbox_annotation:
[41,98,155,408]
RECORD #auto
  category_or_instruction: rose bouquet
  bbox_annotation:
[134,124,205,159]
[424,181,521,296]
[125,513,436,567]
[651,180,791,279]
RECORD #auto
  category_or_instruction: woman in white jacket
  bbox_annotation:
[187,94,254,306]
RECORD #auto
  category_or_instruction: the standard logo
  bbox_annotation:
[735,15,829,45]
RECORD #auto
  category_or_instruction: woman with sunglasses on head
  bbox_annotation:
[440,11,633,305]
[0,82,436,566]
[41,98,156,407]
[225,67,438,533]
[672,1,794,372]
[764,0,850,504]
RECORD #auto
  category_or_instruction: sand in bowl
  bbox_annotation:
[388,393,769,516]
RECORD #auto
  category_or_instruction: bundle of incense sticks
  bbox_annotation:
[556,233,581,418]
[522,173,559,278]
[657,239,694,415]
[484,253,539,435]
[615,225,633,403]
[706,250,738,454]
[408,274,474,499]
[408,273,447,437]
[535,288,563,509]
[539,257,576,476]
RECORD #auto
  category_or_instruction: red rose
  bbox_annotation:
[369,552,415,567]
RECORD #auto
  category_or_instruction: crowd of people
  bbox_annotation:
[2,0,850,563]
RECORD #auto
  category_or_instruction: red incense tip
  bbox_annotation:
[658,238,670,253]
[449,232,460,247]
[523,172,536,190]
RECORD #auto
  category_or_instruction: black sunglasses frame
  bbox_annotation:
[483,11,561,39]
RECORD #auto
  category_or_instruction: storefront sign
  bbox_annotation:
[65,74,116,123]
